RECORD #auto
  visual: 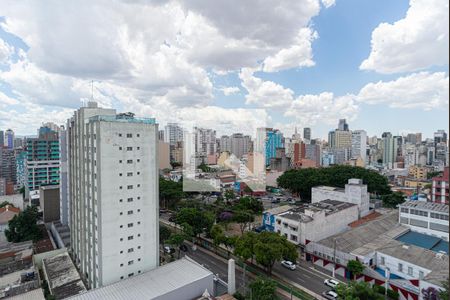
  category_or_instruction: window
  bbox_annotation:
[137,209,141,212]
[120,212,123,215]
[119,160,122,163]
[127,197,133,202]
[128,273,134,277]
[127,147,133,151]
[290,235,297,241]
[400,208,409,213]
[120,238,123,241]
[138,258,141,262]
[128,236,134,240]
[127,172,133,177]
[119,173,122,177]
[398,263,403,272]
[119,186,123,190]
[120,276,124,280]
[119,147,122,150]
[128,260,134,265]
[137,184,140,187]
[120,263,124,267]
[127,185,133,189]
[380,257,385,265]
[127,159,133,164]
[120,225,123,228]
[138,246,141,249]
[119,133,122,137]
[137,221,141,225]
[127,133,132,138]
[137,147,140,150]
[128,223,133,228]
[120,251,123,254]
[408,267,413,276]
[137,196,141,200]
[119,199,123,203]
[138,234,141,237]
[127,210,133,215]
[137,159,140,163]
[128,248,134,253]
[137,134,140,137]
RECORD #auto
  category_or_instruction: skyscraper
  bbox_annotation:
[194,127,216,157]
[338,119,349,131]
[67,102,159,288]
[351,130,367,164]
[262,128,283,166]
[4,129,14,149]
[382,132,395,169]
[303,128,311,142]
[434,130,448,144]
[164,123,183,162]
[219,135,231,153]
[0,130,4,148]
[230,133,251,158]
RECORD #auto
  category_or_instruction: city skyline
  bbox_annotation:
[0,0,448,138]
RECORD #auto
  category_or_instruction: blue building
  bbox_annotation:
[262,205,293,232]
[265,129,283,166]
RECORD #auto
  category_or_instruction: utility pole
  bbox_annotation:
[332,238,337,278]
[385,267,390,300]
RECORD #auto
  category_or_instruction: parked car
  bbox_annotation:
[324,279,339,289]
[164,246,175,254]
[179,244,188,252]
[168,215,176,223]
[322,290,338,299]
[281,260,296,270]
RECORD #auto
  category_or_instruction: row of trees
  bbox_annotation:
[277,165,391,200]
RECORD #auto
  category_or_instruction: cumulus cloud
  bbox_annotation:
[356,72,449,110]
[321,0,336,8]
[285,92,359,126]
[220,86,240,96]
[360,0,449,74]
[263,28,317,72]
[239,68,295,108]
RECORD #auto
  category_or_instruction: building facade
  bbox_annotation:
[351,130,367,164]
[431,167,449,204]
[67,103,159,288]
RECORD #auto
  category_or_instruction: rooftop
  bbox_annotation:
[395,231,449,254]
[0,205,20,225]
[7,288,45,300]
[313,186,345,192]
[277,200,356,223]
[42,252,86,299]
[264,205,294,216]
[89,114,156,124]
[69,257,213,300]
[399,201,449,213]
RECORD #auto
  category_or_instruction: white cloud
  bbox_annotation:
[0,38,13,63]
[263,28,317,72]
[220,86,240,96]
[360,0,449,74]
[285,92,359,126]
[356,72,449,110]
[321,0,336,8]
[239,68,295,108]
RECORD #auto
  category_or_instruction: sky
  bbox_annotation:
[0,0,448,139]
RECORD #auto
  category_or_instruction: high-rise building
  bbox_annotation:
[0,130,4,148]
[164,123,183,162]
[303,128,311,142]
[434,130,448,145]
[67,102,159,288]
[4,129,14,149]
[432,167,449,204]
[382,132,395,168]
[338,119,349,131]
[219,135,231,153]
[328,131,335,149]
[305,140,321,167]
[351,130,367,164]
[59,126,69,226]
[259,128,283,166]
[0,148,16,186]
[405,133,422,145]
[334,130,352,149]
[25,126,60,193]
[230,133,251,158]
[15,151,27,189]
[194,127,216,159]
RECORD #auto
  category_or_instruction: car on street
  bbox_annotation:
[281,260,296,270]
[179,244,188,252]
[164,246,175,254]
[324,278,340,289]
[322,290,338,299]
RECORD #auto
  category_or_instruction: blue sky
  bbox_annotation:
[0,0,448,139]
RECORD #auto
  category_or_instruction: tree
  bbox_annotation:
[235,196,264,214]
[427,171,442,180]
[170,161,182,169]
[234,232,258,264]
[381,192,406,208]
[347,260,365,280]
[248,277,279,300]
[5,206,42,242]
[159,226,172,245]
[159,177,186,209]
[210,224,225,251]
[336,281,383,300]
[277,165,391,200]
[439,278,449,300]
[224,190,235,202]
[254,232,298,275]
[0,201,13,208]
[233,209,255,235]
[167,233,186,258]
[176,208,215,237]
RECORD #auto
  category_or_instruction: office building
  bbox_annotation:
[351,130,367,164]
[0,130,3,147]
[164,123,183,162]
[303,128,311,142]
[40,185,60,223]
[15,150,27,189]
[25,126,60,193]
[4,129,14,149]
[59,126,69,226]
[338,119,349,131]
[305,141,321,167]
[67,103,159,288]
[194,127,216,158]
[0,147,17,187]
[230,133,251,159]
[257,128,283,166]
[328,131,335,149]
[434,130,447,145]
[382,132,396,169]
[431,167,449,204]
[334,130,352,149]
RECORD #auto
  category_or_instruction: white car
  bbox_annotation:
[322,290,338,299]
[281,260,296,270]
[324,278,339,289]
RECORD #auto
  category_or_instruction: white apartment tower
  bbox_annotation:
[68,102,159,289]
[351,130,367,164]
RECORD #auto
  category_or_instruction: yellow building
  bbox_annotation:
[404,178,429,188]
[408,166,428,180]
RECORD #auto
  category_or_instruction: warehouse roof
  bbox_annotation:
[399,201,449,213]
[69,256,213,300]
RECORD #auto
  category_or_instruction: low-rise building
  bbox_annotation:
[262,205,294,232]
[311,179,370,217]
[408,166,428,180]
[274,200,359,246]
[39,185,60,223]
[431,166,449,204]
[398,201,448,241]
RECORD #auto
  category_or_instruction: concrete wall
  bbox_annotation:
[376,252,430,281]
[158,141,171,170]
[40,186,60,223]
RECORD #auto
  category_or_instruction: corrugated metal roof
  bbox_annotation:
[69,257,213,300]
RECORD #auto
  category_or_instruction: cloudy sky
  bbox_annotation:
[0,0,448,138]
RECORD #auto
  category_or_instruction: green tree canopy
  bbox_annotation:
[336,281,383,300]
[277,165,391,200]
[381,191,406,208]
[0,201,13,208]
[232,209,255,235]
[234,232,258,263]
[253,232,298,275]
[5,206,42,242]
[235,196,264,214]
[159,225,172,244]
[439,278,449,300]
[347,260,365,279]
[176,208,215,237]
[248,277,279,300]
[159,177,186,209]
